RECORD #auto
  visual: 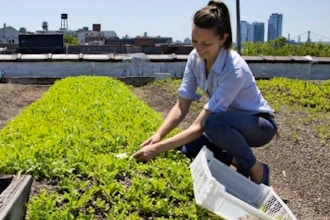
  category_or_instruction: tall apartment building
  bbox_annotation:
[267,13,283,41]
[251,22,265,43]
[240,21,250,42]
[240,21,265,43]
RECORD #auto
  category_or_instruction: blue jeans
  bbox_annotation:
[179,112,277,176]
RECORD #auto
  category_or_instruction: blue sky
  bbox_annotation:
[2,0,330,43]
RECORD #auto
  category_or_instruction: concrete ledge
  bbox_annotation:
[1,53,329,63]
[0,54,329,80]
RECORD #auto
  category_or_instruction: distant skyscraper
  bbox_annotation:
[267,13,283,41]
[251,22,265,43]
[240,21,264,43]
[240,21,250,43]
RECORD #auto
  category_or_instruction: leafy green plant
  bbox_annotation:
[0,76,221,219]
[1,76,328,219]
[257,78,330,112]
[242,37,330,57]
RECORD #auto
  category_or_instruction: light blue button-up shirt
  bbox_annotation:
[178,48,274,114]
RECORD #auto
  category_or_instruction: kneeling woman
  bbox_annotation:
[132,1,277,186]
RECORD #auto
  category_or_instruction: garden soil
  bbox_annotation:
[0,82,329,220]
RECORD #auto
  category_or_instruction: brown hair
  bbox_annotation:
[193,1,232,49]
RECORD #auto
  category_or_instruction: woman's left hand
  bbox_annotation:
[132,145,161,162]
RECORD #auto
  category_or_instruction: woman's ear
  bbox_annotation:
[221,33,229,43]
[218,33,229,47]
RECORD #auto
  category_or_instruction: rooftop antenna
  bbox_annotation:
[60,13,68,31]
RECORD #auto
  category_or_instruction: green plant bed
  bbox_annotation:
[1,76,328,219]
[256,78,330,112]
[257,78,330,141]
[0,76,221,219]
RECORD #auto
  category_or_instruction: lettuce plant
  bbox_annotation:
[0,76,220,219]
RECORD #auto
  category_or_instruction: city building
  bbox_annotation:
[240,21,264,43]
[240,21,250,43]
[251,22,265,43]
[77,24,119,46]
[0,23,19,53]
[267,13,283,41]
[18,34,64,54]
[0,23,19,44]
[2,12,190,55]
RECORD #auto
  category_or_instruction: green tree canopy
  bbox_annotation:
[64,34,80,46]
[241,37,330,57]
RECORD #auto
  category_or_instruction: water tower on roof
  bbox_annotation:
[42,21,48,31]
[60,13,68,30]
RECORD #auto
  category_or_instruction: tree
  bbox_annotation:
[64,35,79,45]
[241,37,330,57]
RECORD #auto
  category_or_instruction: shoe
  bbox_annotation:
[262,163,271,186]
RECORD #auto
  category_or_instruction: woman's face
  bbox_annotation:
[191,24,224,62]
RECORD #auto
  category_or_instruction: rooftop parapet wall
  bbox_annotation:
[0,53,329,81]
[0,53,187,62]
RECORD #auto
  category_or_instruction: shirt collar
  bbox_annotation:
[211,47,227,74]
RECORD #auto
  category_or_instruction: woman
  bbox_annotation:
[132,1,277,186]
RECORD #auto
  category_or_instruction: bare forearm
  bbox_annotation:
[155,109,212,153]
[155,99,190,139]
[156,107,186,138]
[155,124,203,153]
[133,109,212,162]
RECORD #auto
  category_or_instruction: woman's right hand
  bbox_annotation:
[140,133,162,147]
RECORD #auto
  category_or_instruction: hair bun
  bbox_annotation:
[208,0,223,6]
